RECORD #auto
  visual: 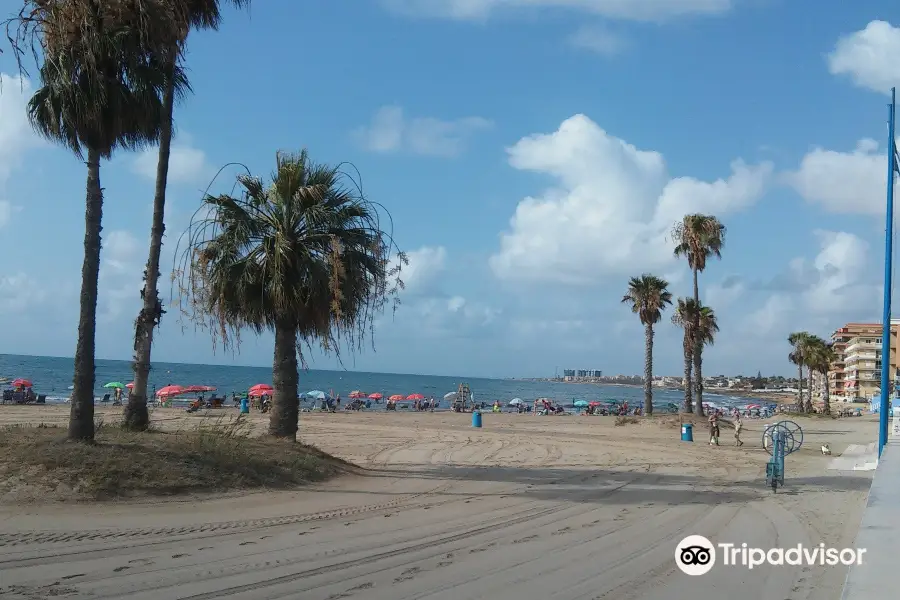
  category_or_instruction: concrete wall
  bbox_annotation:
[841,437,899,599]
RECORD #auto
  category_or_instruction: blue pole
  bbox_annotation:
[879,87,896,458]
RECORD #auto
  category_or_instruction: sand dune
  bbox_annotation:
[0,406,876,599]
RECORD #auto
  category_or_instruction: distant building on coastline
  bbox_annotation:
[829,321,900,401]
[562,369,603,382]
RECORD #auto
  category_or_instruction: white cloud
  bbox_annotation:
[568,25,627,56]
[784,138,889,216]
[99,230,143,322]
[740,230,876,338]
[704,278,745,310]
[0,73,40,183]
[800,230,875,314]
[354,106,492,157]
[743,294,793,337]
[132,135,213,184]
[489,114,772,285]
[103,230,141,274]
[394,245,447,294]
[1,73,43,229]
[0,273,46,311]
[383,0,731,22]
[828,20,900,94]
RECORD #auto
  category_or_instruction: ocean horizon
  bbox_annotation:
[0,353,755,410]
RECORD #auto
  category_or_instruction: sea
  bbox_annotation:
[0,354,759,411]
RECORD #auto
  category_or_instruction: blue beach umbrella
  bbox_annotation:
[306,390,326,399]
[573,400,589,407]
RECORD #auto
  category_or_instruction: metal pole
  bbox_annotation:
[879,87,896,458]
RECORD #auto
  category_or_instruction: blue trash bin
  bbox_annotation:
[240,397,249,414]
[681,423,693,442]
[472,411,482,428]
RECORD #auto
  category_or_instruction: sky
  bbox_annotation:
[1,0,899,379]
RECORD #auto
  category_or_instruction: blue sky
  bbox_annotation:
[1,0,899,378]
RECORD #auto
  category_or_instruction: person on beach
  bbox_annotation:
[733,412,743,446]
[708,412,720,446]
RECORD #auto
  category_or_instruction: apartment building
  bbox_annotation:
[829,321,900,400]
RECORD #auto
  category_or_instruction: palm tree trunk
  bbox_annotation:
[125,65,175,431]
[69,147,103,442]
[644,323,654,415]
[269,318,300,439]
[823,371,831,415]
[692,268,704,416]
[806,365,814,413]
[682,334,693,413]
[797,364,804,412]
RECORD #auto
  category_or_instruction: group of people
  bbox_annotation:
[707,408,744,447]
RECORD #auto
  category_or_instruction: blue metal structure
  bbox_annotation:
[764,421,803,493]
[880,87,898,458]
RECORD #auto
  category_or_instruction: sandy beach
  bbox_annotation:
[0,406,876,600]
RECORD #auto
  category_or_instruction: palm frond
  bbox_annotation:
[622,274,672,326]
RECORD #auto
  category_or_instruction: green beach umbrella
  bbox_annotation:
[104,381,126,389]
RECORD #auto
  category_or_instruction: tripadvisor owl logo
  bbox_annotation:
[675,535,716,576]
[675,535,867,575]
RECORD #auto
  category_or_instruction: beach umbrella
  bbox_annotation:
[12,378,32,388]
[249,384,273,396]
[156,385,185,398]
[573,400,589,407]
[368,393,383,400]
[183,385,216,393]
[389,394,404,401]
[508,398,523,406]
[443,391,458,400]
[589,401,602,407]
[103,381,126,389]
[306,390,326,399]
[407,393,425,400]
[349,390,365,399]
[126,382,135,389]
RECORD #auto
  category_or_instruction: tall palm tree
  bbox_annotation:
[807,337,835,415]
[622,274,673,415]
[671,298,698,413]
[788,331,815,413]
[10,1,181,440]
[672,214,725,416]
[175,151,403,439]
[126,0,251,431]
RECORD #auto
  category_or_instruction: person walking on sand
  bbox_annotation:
[708,412,720,446]
[733,412,743,446]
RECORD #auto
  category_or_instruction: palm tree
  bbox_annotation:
[175,151,403,439]
[696,304,719,369]
[9,1,181,440]
[788,331,815,413]
[807,337,835,415]
[126,0,251,431]
[673,214,725,416]
[622,274,673,415]
[671,298,698,413]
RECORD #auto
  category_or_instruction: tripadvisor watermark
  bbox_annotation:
[675,535,866,576]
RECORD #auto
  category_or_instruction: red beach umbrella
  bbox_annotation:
[406,394,424,400]
[12,378,32,388]
[249,384,273,396]
[126,382,135,389]
[156,385,185,398]
[389,394,404,401]
[184,385,216,393]
[349,390,365,399]
[368,393,383,400]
